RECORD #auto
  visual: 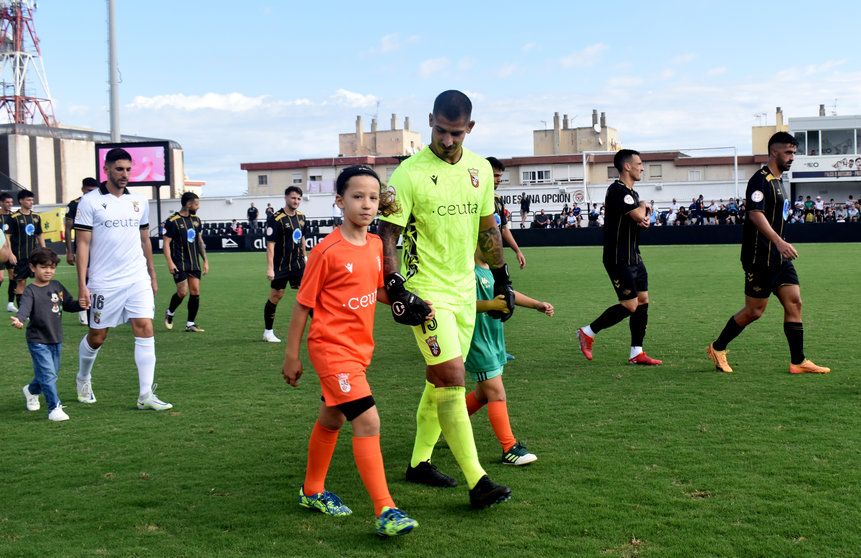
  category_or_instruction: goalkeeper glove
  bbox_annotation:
[488,264,515,322]
[385,272,431,326]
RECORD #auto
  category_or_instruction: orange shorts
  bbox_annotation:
[318,370,372,406]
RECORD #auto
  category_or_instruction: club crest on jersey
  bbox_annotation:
[132,201,140,213]
[337,373,351,393]
[624,194,635,205]
[425,335,441,357]
[751,190,764,203]
[468,168,479,188]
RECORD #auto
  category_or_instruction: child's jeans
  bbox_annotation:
[27,342,62,411]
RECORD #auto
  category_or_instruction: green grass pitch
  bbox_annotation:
[1,243,858,557]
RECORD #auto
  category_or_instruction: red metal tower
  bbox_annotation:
[0,0,55,126]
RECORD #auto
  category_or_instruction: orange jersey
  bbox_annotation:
[296,228,384,377]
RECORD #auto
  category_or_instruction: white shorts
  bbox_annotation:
[88,280,155,329]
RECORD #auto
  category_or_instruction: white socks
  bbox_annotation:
[134,336,156,398]
[77,336,100,382]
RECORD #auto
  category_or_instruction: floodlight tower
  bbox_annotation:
[0,0,56,126]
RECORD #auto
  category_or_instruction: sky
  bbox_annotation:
[26,1,861,196]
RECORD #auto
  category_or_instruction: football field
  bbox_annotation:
[1,243,858,557]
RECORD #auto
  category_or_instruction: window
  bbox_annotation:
[257,175,268,185]
[805,130,820,155]
[821,129,854,155]
[793,132,806,155]
[649,165,662,180]
[292,173,302,185]
[522,169,551,183]
[688,170,702,181]
[309,175,322,182]
[607,166,619,180]
[500,171,510,184]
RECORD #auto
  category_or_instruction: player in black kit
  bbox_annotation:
[707,132,829,374]
[163,192,209,333]
[262,186,308,342]
[576,149,662,366]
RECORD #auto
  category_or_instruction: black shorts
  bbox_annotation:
[744,261,799,298]
[604,261,648,301]
[13,259,32,280]
[271,271,303,291]
[172,269,202,284]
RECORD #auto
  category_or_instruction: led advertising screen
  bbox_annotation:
[95,141,171,187]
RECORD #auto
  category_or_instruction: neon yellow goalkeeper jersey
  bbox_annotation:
[380,146,495,308]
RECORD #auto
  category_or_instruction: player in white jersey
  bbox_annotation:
[73,148,172,410]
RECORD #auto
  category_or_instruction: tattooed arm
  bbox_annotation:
[477,214,505,269]
[377,220,404,277]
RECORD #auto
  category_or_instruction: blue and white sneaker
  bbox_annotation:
[375,506,417,537]
[298,485,351,516]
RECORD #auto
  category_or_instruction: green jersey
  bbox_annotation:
[381,146,495,307]
[465,265,507,374]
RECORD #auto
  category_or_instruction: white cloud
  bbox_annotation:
[707,66,727,76]
[522,42,537,52]
[497,62,517,79]
[127,92,280,112]
[418,57,448,78]
[672,53,698,65]
[328,89,379,108]
[373,33,420,55]
[560,43,608,68]
[458,57,475,71]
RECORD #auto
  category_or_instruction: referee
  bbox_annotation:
[262,186,308,342]
[707,132,829,374]
[577,149,662,365]
[164,192,209,333]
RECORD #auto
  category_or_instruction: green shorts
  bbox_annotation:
[466,365,504,383]
[411,303,476,366]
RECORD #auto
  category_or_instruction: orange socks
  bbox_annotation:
[353,434,396,516]
[303,420,339,496]
[465,390,484,416]
[487,401,516,453]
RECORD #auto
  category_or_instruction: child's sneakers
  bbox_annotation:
[48,405,69,422]
[375,506,417,537]
[22,385,40,411]
[298,485,352,516]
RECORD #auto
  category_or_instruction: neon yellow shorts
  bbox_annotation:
[411,303,476,366]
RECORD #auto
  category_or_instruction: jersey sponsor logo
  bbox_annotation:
[425,335,441,357]
[751,190,764,203]
[494,213,501,226]
[25,223,35,235]
[345,262,353,273]
[782,199,790,221]
[103,218,141,228]
[292,229,302,244]
[435,202,478,216]
[624,194,635,205]
[468,168,479,187]
[337,373,351,393]
[187,229,196,242]
[347,289,377,310]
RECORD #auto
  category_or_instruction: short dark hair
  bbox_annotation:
[486,157,504,171]
[17,189,34,201]
[105,148,132,164]
[767,132,798,151]
[28,246,59,267]
[0,191,11,202]
[432,90,472,121]
[614,149,640,173]
[82,177,98,188]
[181,192,199,207]
[285,186,303,197]
[334,165,399,217]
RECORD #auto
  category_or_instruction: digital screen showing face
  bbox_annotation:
[97,145,167,184]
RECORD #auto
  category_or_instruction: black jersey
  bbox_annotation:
[602,180,642,266]
[164,212,204,272]
[66,196,82,222]
[265,209,308,278]
[7,211,42,260]
[0,211,11,236]
[741,166,789,268]
[494,193,508,229]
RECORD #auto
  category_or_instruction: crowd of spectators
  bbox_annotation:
[522,193,859,228]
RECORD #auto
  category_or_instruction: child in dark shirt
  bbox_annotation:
[10,247,83,421]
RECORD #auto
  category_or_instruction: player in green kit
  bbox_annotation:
[378,90,515,509]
